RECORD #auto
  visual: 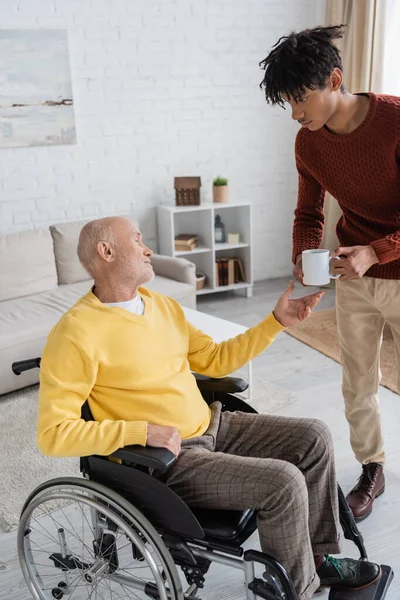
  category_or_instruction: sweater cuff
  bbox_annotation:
[260,313,287,337]
[124,421,148,447]
[292,248,302,265]
[370,239,399,265]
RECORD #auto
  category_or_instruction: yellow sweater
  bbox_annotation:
[37,287,285,457]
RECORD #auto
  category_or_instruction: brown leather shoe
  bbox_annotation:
[346,463,385,521]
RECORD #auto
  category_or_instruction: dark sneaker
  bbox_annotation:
[317,555,381,590]
[346,463,385,522]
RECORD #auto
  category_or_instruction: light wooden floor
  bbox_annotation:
[0,278,399,599]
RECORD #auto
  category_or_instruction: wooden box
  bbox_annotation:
[174,177,201,206]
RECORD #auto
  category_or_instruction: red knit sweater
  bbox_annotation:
[293,93,400,279]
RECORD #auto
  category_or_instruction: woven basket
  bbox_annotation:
[196,272,206,290]
[174,177,201,206]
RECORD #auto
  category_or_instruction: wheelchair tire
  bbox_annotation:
[18,477,183,600]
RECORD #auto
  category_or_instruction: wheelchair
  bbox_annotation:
[13,358,394,600]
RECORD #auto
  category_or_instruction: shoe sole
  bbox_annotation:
[353,485,385,523]
[320,566,382,591]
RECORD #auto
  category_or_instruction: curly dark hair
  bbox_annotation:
[259,25,347,107]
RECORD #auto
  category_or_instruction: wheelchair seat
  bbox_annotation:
[83,374,261,548]
[192,507,257,542]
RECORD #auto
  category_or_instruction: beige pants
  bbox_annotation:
[336,277,400,465]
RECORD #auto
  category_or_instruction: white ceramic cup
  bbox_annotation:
[302,249,341,286]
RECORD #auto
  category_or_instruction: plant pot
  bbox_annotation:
[213,185,228,203]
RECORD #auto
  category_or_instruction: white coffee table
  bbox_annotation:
[183,307,252,400]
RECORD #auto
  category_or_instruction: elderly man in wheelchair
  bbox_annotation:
[14,217,393,600]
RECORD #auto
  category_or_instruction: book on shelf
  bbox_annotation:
[175,234,197,244]
[235,257,245,281]
[174,233,198,252]
[215,257,245,286]
[175,241,197,251]
[216,259,227,286]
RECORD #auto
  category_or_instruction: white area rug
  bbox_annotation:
[0,385,80,532]
[0,380,296,532]
[248,375,297,414]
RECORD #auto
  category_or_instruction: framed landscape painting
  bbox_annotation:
[0,30,76,148]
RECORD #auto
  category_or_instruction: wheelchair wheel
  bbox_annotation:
[18,477,183,600]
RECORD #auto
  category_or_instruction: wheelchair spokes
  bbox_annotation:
[18,479,183,600]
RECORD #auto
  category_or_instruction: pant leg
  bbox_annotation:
[336,278,386,464]
[215,410,341,555]
[166,447,320,600]
[375,278,400,394]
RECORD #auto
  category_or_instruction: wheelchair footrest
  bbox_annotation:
[329,565,394,600]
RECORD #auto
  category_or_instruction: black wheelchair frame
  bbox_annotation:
[13,358,394,600]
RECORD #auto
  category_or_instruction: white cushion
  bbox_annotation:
[50,220,91,285]
[0,228,58,302]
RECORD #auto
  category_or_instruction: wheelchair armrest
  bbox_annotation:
[12,357,41,375]
[110,445,177,470]
[194,373,249,393]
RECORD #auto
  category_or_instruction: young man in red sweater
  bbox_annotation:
[259,25,400,521]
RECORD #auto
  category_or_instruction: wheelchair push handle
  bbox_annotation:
[12,357,41,375]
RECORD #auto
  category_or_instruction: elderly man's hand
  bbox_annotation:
[331,245,379,280]
[147,424,182,457]
[273,281,324,327]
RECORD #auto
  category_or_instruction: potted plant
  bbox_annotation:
[212,176,228,203]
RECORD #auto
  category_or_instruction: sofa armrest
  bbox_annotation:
[150,254,196,286]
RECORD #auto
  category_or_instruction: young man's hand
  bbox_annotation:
[331,245,379,280]
[147,424,182,456]
[273,281,324,327]
[293,254,305,285]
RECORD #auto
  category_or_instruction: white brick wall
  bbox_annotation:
[0,0,326,280]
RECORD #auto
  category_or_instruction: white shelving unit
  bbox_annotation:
[157,203,253,297]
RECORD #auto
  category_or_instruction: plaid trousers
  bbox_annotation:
[165,403,341,600]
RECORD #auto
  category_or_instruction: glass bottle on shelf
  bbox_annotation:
[214,214,226,243]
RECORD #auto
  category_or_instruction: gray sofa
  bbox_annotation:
[0,220,196,395]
